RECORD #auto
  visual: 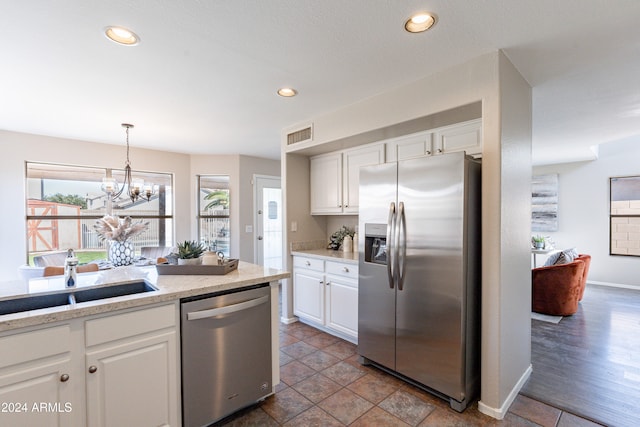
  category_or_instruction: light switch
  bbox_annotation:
[245,225,253,233]
[291,221,297,232]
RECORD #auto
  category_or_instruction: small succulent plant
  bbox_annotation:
[176,240,205,259]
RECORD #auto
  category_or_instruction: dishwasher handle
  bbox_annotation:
[186,295,269,320]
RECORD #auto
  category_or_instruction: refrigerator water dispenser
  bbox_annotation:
[364,223,387,265]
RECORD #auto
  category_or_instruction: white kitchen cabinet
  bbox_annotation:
[293,256,358,342]
[310,152,342,214]
[0,325,76,427]
[385,131,434,162]
[293,257,325,324]
[0,303,179,427]
[385,119,482,163]
[433,119,482,156]
[325,261,358,338]
[310,144,384,215]
[342,145,385,213]
[84,303,179,427]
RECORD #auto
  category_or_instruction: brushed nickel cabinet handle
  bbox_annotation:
[60,374,70,382]
[88,366,98,374]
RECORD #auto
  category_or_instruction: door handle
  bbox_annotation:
[257,236,263,240]
[187,295,269,320]
[387,202,396,289]
[397,201,407,291]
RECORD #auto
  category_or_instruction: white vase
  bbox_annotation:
[109,241,135,267]
[178,258,201,266]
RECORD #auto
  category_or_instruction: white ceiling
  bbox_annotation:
[2,0,639,165]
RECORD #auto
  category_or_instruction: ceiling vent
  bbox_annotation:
[286,124,313,146]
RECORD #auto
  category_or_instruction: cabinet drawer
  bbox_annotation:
[293,256,324,272]
[325,261,358,280]
[0,325,71,369]
[85,303,176,347]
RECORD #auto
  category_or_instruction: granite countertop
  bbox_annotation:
[0,262,289,332]
[291,249,359,264]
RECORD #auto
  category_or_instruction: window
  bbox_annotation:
[610,175,640,256]
[197,175,230,257]
[26,162,173,264]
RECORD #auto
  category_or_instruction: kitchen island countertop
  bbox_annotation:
[0,262,289,332]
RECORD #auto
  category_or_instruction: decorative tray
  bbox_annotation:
[155,259,239,275]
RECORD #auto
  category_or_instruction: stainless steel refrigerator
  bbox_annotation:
[358,151,481,412]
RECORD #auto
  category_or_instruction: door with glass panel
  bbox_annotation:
[254,175,282,270]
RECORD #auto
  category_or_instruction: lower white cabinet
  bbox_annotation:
[0,303,179,427]
[0,325,76,427]
[85,304,179,427]
[293,256,358,342]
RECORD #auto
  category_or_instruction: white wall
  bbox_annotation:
[534,136,640,288]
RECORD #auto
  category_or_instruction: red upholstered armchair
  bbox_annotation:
[575,254,591,301]
[532,258,586,316]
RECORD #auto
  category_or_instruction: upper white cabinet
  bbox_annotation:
[433,119,482,156]
[385,131,434,162]
[386,119,482,163]
[310,152,342,214]
[310,144,384,215]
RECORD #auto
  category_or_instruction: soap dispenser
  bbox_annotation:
[64,249,78,288]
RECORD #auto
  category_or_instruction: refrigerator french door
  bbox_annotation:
[358,151,481,412]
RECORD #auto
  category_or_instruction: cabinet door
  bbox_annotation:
[343,144,385,213]
[0,358,74,427]
[293,269,325,324]
[325,276,358,339]
[434,119,482,156]
[310,153,342,214]
[386,131,433,162]
[85,331,178,427]
[0,324,76,427]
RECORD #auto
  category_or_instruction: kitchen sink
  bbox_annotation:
[73,281,157,303]
[0,292,72,316]
[0,281,157,316]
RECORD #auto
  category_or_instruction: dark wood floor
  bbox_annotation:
[521,284,640,427]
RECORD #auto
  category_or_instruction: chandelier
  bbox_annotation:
[101,124,157,208]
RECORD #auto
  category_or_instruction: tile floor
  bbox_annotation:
[217,321,603,426]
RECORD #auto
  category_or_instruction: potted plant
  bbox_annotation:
[532,235,546,249]
[176,240,205,265]
[94,215,149,266]
[327,225,355,250]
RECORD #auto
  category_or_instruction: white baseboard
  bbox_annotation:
[588,280,640,291]
[478,364,532,420]
[280,316,298,325]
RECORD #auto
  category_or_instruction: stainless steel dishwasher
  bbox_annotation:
[180,283,272,427]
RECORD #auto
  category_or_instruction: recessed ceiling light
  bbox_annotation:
[277,88,298,97]
[404,12,436,33]
[104,26,140,46]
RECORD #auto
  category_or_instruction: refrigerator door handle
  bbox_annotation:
[397,201,407,291]
[387,202,396,288]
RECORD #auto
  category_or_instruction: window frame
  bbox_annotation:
[25,161,174,263]
[609,175,640,257]
[196,175,231,256]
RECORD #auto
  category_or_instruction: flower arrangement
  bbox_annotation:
[327,225,355,250]
[94,215,149,243]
